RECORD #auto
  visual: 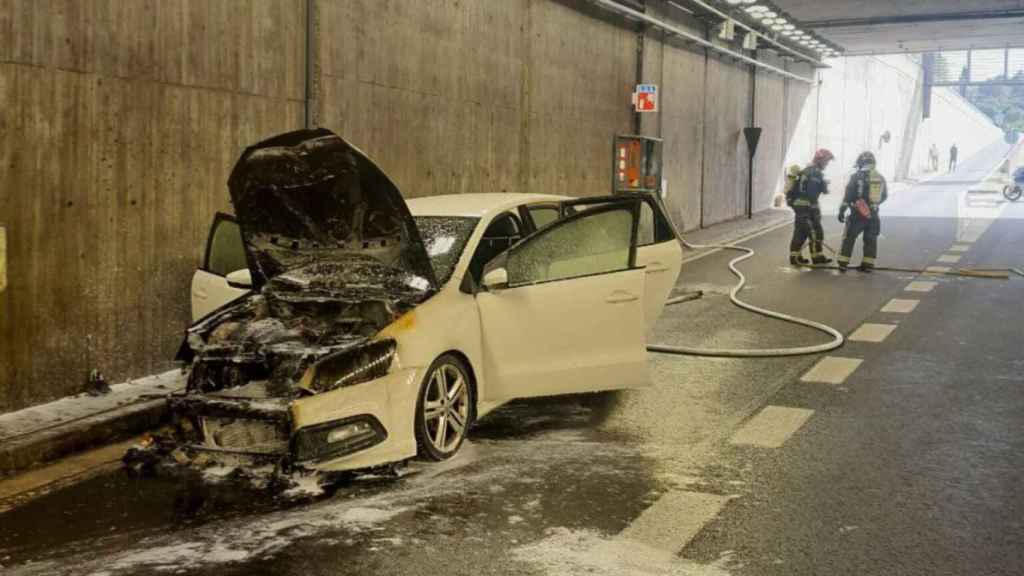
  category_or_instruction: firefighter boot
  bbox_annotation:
[811,256,832,266]
[790,254,811,267]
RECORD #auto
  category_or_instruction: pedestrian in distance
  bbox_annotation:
[929,143,939,171]
[786,149,834,267]
[949,143,959,172]
[838,151,888,273]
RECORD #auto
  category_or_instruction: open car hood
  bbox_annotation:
[228,128,438,292]
[175,130,438,397]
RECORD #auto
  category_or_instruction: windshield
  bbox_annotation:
[413,216,480,285]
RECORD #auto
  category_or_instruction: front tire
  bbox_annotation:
[415,354,473,461]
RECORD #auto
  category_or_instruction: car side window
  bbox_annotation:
[637,201,656,246]
[563,195,674,247]
[505,206,634,286]
[528,205,560,230]
[468,212,523,282]
[205,215,247,277]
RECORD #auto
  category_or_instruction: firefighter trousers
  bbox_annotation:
[838,212,880,268]
[789,205,825,259]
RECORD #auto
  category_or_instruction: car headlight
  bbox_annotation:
[299,339,397,394]
[291,415,387,463]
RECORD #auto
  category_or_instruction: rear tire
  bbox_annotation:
[415,354,473,461]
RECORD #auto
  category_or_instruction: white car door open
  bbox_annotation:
[562,195,682,330]
[633,200,682,330]
[475,203,650,401]
[191,213,251,322]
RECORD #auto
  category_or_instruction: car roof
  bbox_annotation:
[406,193,568,218]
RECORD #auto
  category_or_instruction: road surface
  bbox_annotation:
[1,141,1021,576]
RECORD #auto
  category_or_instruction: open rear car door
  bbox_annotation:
[561,194,682,330]
[476,199,650,400]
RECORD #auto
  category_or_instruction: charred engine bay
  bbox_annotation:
[181,128,440,399]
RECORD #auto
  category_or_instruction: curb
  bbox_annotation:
[0,397,170,478]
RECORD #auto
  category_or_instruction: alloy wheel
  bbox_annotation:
[421,362,470,455]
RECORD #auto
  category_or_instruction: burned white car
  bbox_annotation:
[170,128,682,473]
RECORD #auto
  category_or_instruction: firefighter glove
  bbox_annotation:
[838,206,847,223]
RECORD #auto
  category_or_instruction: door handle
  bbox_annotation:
[605,292,639,304]
[645,263,669,273]
[194,289,208,299]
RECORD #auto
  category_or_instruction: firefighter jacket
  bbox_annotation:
[843,167,888,212]
[790,166,829,207]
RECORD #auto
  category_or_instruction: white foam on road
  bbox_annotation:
[800,357,863,385]
[730,406,814,448]
[848,323,897,343]
[881,298,919,314]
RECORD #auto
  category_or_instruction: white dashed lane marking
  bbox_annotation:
[800,356,863,384]
[618,491,731,552]
[937,254,962,263]
[849,323,897,343]
[949,244,970,253]
[925,266,951,274]
[881,298,919,313]
[905,281,937,293]
[730,406,815,448]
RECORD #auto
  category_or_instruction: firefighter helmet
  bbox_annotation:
[813,149,835,164]
[856,151,876,168]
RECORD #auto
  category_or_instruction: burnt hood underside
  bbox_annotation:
[181,129,438,397]
[228,128,438,292]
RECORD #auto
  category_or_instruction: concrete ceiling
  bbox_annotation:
[770,0,1024,54]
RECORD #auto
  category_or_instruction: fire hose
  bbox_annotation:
[648,233,1020,358]
[647,235,846,358]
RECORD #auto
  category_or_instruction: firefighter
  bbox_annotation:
[838,151,888,272]
[787,149,834,266]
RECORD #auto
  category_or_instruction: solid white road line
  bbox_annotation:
[881,298,920,314]
[618,491,731,552]
[905,281,937,293]
[730,406,815,448]
[937,254,962,263]
[848,323,898,343]
[800,356,863,384]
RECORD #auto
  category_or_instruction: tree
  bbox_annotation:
[966,70,1024,134]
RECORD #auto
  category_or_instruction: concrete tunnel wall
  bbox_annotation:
[0,0,813,412]
[0,0,307,413]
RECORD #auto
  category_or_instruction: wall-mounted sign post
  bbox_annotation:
[743,127,763,219]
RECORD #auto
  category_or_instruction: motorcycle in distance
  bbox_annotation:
[1004,166,1024,202]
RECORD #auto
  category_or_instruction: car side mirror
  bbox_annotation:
[481,267,508,291]
[225,269,253,289]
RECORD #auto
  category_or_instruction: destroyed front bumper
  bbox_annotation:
[168,367,422,471]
